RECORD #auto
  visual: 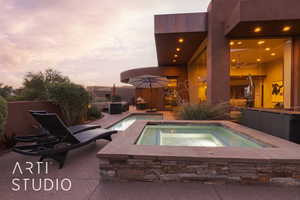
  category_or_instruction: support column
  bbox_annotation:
[207,20,230,104]
[284,40,292,109]
[292,37,300,110]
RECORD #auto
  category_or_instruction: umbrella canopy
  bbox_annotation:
[128,75,169,88]
[128,75,169,111]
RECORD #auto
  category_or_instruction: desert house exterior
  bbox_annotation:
[121,0,300,111]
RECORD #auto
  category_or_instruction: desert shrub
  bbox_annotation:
[177,102,229,120]
[0,96,7,136]
[21,69,69,100]
[48,82,89,125]
[0,96,14,149]
[87,105,102,120]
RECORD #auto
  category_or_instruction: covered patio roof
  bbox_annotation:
[225,0,300,38]
[155,12,207,66]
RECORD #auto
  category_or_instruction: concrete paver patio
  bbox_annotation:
[1,138,300,200]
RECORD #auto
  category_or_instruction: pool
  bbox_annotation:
[98,120,300,184]
[137,124,266,147]
[108,114,163,131]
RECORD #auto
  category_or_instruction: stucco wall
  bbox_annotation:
[4,101,63,137]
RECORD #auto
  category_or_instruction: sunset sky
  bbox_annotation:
[0,0,210,88]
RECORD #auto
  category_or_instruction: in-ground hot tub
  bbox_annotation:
[98,121,300,185]
[137,124,268,148]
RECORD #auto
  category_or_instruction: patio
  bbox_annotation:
[0,111,299,200]
[1,139,300,200]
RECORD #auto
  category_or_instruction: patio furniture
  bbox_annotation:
[13,113,117,168]
[109,102,122,114]
[121,102,129,112]
[136,102,148,110]
[14,111,101,143]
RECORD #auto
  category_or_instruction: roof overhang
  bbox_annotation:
[155,12,207,66]
[225,0,300,38]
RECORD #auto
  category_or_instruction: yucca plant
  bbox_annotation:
[177,102,229,120]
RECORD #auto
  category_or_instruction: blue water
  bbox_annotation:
[137,124,266,147]
[109,114,163,131]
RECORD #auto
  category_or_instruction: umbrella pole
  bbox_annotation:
[150,82,152,110]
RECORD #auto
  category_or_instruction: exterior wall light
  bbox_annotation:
[254,27,261,33]
[257,40,265,45]
[283,26,291,32]
[254,27,262,33]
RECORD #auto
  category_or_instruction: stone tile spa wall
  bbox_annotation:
[99,156,300,185]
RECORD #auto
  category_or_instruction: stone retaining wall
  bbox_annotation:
[99,157,300,185]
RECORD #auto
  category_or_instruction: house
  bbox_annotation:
[121,0,300,111]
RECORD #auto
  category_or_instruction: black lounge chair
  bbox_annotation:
[15,111,101,143]
[13,113,116,168]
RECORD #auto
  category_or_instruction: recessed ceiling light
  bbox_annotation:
[258,40,265,45]
[237,41,242,45]
[257,58,262,62]
[265,47,271,51]
[178,38,184,43]
[174,54,178,58]
[230,41,235,46]
[271,53,276,56]
[176,48,181,52]
[254,27,262,33]
[172,59,177,63]
[283,26,291,32]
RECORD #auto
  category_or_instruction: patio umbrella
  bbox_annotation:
[112,84,116,96]
[128,75,169,110]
